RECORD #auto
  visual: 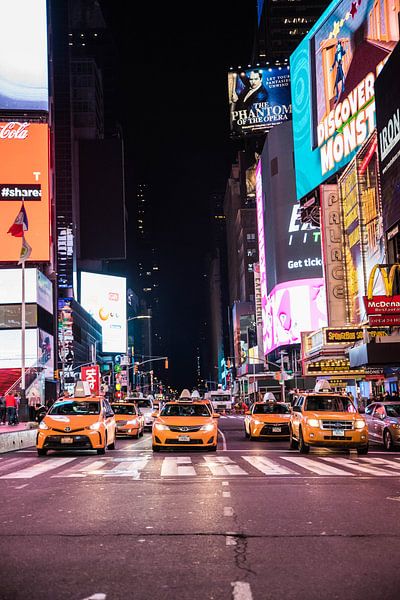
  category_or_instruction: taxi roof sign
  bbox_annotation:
[314,379,332,393]
[74,380,92,398]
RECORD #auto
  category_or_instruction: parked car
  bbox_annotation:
[364,401,400,450]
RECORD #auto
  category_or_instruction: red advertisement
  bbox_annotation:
[364,295,400,315]
[369,315,400,327]
[81,365,100,395]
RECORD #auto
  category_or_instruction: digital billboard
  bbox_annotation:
[0,268,52,312]
[228,66,291,137]
[0,122,50,261]
[255,161,269,356]
[0,0,48,111]
[291,0,400,200]
[80,272,127,354]
[0,329,37,369]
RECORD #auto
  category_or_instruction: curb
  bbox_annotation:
[0,429,37,453]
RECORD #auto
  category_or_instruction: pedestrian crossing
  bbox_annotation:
[1,453,400,481]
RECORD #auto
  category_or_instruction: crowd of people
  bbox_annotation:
[0,391,48,426]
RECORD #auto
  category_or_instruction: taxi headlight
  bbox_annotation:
[89,422,102,431]
[200,423,214,432]
[307,418,320,428]
[39,421,49,430]
[253,419,263,425]
[355,419,366,430]
[154,423,169,431]
[126,419,138,426]
[392,423,400,429]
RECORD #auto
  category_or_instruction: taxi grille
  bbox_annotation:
[168,426,201,432]
[321,421,353,430]
[44,435,92,449]
[117,420,127,426]
[50,427,85,434]
[260,424,290,435]
[165,438,203,445]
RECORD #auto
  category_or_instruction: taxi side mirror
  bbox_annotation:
[245,410,251,415]
[212,413,220,418]
[151,412,159,418]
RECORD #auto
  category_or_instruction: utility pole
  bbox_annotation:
[280,350,286,403]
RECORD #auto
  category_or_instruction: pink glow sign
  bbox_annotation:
[264,278,328,354]
[255,160,269,355]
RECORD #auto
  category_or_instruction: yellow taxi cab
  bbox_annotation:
[110,401,144,438]
[244,401,291,440]
[152,389,219,452]
[289,380,368,454]
[36,381,116,456]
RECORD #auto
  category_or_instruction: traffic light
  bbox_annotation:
[134,363,139,374]
[114,364,122,374]
[226,358,231,369]
[164,358,168,369]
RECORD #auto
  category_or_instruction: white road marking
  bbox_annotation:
[14,484,29,489]
[104,457,150,479]
[321,457,398,476]
[203,456,247,476]
[0,457,78,479]
[161,456,196,477]
[226,535,237,546]
[231,581,253,600]
[52,459,108,478]
[358,457,400,471]
[224,506,234,517]
[218,429,227,451]
[222,481,229,486]
[283,456,353,476]
[80,594,107,600]
[223,491,231,498]
[387,496,400,502]
[243,455,298,475]
[0,458,32,475]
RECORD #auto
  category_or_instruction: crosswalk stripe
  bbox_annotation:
[242,455,298,475]
[161,456,196,477]
[104,457,150,479]
[358,457,400,471]
[283,456,352,476]
[320,457,399,476]
[0,457,33,475]
[203,456,247,476]
[52,459,108,478]
[0,457,78,479]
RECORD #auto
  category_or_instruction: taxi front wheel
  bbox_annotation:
[298,429,310,454]
[97,446,106,455]
[37,448,47,456]
[152,445,160,452]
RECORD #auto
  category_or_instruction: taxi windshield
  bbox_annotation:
[253,403,290,414]
[111,404,137,415]
[49,401,100,415]
[385,404,400,417]
[161,404,211,417]
[137,400,152,409]
[305,396,355,412]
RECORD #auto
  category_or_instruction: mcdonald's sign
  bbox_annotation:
[364,264,400,325]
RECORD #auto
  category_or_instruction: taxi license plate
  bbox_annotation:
[61,437,73,444]
[332,429,345,437]
[272,427,281,432]
[178,435,190,442]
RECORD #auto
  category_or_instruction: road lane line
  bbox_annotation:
[283,456,353,476]
[222,481,229,486]
[0,458,32,475]
[218,428,227,451]
[321,457,398,476]
[0,457,78,479]
[203,456,247,476]
[231,581,253,600]
[243,455,298,475]
[224,506,234,516]
[223,491,231,498]
[161,456,196,477]
[226,535,237,546]
[104,457,150,479]
[52,459,108,478]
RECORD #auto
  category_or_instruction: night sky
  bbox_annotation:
[100,1,256,389]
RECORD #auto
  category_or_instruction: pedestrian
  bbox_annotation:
[28,393,38,421]
[35,403,47,424]
[5,392,18,425]
[0,394,6,424]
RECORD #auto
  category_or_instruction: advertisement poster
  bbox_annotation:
[228,66,291,136]
[80,272,127,354]
[291,0,399,200]
[38,329,53,378]
[0,0,48,112]
[0,329,37,369]
[0,123,50,261]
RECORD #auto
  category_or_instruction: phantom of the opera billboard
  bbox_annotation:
[291,0,400,200]
[228,66,291,136]
[0,0,48,112]
[0,122,50,262]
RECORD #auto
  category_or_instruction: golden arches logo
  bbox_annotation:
[367,263,400,299]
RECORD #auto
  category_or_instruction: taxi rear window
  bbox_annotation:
[161,404,211,417]
[305,396,355,412]
[111,404,137,415]
[49,401,101,415]
[253,403,289,414]
[137,400,152,408]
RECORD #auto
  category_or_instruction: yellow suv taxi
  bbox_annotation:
[111,402,144,438]
[152,399,219,452]
[244,401,291,440]
[36,389,116,456]
[289,384,368,455]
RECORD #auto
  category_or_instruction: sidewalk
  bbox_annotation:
[0,423,34,435]
[0,422,38,453]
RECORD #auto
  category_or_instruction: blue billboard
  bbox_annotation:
[291,0,399,200]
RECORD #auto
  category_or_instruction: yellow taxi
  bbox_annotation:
[289,381,368,454]
[36,382,116,456]
[244,401,291,440]
[111,401,144,438]
[152,396,219,452]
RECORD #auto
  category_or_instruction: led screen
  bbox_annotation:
[291,0,399,200]
[0,0,48,111]
[0,329,37,369]
[256,161,269,356]
[0,268,52,312]
[0,123,50,261]
[264,279,328,354]
[80,272,127,354]
[228,66,291,137]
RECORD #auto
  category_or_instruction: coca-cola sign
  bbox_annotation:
[363,295,400,316]
[0,122,29,140]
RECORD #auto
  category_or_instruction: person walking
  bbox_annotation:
[0,394,6,424]
[5,392,18,426]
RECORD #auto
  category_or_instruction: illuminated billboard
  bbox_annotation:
[80,272,127,354]
[0,268,52,313]
[256,161,269,356]
[228,66,291,137]
[291,0,400,200]
[0,329,37,369]
[0,0,48,111]
[0,122,50,261]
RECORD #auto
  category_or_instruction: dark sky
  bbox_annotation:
[100,1,256,389]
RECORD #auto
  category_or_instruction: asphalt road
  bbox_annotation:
[1,416,400,600]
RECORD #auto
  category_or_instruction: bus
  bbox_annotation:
[205,388,234,414]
